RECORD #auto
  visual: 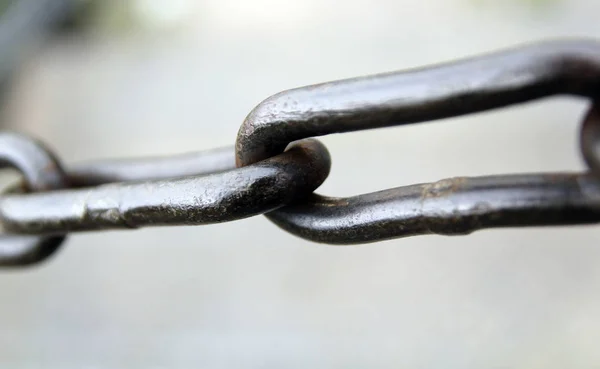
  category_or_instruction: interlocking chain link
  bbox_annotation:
[2,39,600,267]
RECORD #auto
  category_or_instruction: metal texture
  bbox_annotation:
[0,139,330,234]
[0,133,67,266]
[67,146,235,187]
[235,40,600,243]
[0,40,600,265]
[581,101,600,175]
[235,40,600,166]
[267,174,600,244]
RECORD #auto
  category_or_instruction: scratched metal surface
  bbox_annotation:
[1,0,600,367]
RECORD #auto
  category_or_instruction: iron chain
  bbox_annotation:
[2,39,600,267]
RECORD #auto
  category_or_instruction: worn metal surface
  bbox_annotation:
[2,40,600,251]
[234,40,600,243]
[0,139,329,234]
[267,174,600,244]
[581,102,600,175]
[235,40,600,166]
[0,133,67,266]
[5,2,600,366]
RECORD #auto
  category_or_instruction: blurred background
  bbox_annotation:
[1,0,600,367]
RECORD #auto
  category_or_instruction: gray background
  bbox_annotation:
[2,0,600,367]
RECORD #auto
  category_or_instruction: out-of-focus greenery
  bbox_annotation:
[470,0,561,6]
[77,0,134,32]
[81,1,186,33]
[83,0,564,35]
[0,1,16,15]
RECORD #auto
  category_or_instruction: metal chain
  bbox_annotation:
[2,39,600,267]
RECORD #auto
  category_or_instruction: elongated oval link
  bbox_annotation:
[0,139,330,234]
[4,142,600,243]
[267,174,600,244]
[236,40,600,166]
[235,40,600,244]
[0,133,67,266]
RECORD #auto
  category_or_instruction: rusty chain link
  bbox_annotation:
[1,39,600,267]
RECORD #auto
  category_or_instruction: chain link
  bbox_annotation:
[2,40,600,266]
